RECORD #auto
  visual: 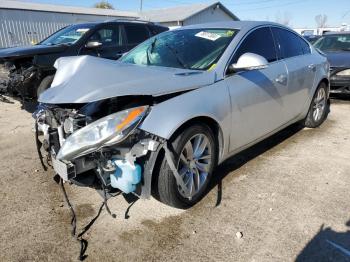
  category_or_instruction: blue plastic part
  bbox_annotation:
[110,159,142,194]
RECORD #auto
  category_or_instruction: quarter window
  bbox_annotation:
[231,27,277,63]
[272,27,305,58]
[125,25,150,44]
[299,38,311,54]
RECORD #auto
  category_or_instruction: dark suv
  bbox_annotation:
[0,20,168,99]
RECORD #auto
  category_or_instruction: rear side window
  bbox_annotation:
[148,25,168,35]
[300,38,311,54]
[124,25,150,44]
[231,27,277,63]
[272,27,306,59]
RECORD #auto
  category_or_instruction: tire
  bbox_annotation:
[154,123,217,209]
[36,75,54,98]
[302,82,330,128]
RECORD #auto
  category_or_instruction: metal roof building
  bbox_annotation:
[0,0,138,48]
[139,2,239,28]
[0,1,238,48]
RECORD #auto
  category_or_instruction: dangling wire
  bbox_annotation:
[98,171,117,219]
[60,178,106,261]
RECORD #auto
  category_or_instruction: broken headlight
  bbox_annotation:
[57,106,149,161]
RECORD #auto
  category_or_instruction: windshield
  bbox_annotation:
[314,34,350,52]
[41,24,94,46]
[120,28,237,70]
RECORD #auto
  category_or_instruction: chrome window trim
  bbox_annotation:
[270,26,312,61]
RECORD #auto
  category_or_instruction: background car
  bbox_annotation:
[36,21,329,209]
[304,35,321,44]
[314,32,350,95]
[0,20,168,99]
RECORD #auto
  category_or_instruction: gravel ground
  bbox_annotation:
[0,97,349,262]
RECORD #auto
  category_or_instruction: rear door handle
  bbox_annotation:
[275,74,287,85]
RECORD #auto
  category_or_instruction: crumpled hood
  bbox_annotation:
[39,55,216,104]
[0,44,67,60]
[325,51,350,68]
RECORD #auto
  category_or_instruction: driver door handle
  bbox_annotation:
[275,74,287,85]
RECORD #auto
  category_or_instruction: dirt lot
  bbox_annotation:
[0,97,349,262]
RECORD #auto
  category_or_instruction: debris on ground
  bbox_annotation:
[236,232,243,239]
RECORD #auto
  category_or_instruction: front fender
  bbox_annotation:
[139,80,231,160]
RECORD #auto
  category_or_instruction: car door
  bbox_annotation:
[80,24,127,60]
[271,27,317,119]
[123,24,152,50]
[224,26,290,152]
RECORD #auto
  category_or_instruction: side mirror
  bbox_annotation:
[231,53,269,72]
[85,41,102,49]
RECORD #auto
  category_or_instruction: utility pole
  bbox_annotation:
[140,0,143,11]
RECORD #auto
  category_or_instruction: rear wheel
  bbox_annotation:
[154,124,217,209]
[36,75,54,98]
[302,82,329,128]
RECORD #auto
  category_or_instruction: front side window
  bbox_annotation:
[231,27,277,63]
[41,24,94,46]
[272,27,304,59]
[314,34,350,52]
[120,28,237,70]
[88,26,121,47]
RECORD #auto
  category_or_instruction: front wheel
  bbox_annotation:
[36,75,54,98]
[302,82,330,128]
[154,124,217,209]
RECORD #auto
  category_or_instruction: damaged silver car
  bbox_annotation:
[34,21,330,208]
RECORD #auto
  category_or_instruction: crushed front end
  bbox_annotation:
[33,97,164,199]
[0,58,40,99]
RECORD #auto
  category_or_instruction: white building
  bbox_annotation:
[294,24,350,36]
[0,0,138,48]
[139,2,239,28]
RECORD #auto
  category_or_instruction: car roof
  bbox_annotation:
[324,31,350,35]
[66,19,164,28]
[178,21,286,31]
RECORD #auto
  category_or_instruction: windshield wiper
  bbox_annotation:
[164,43,188,69]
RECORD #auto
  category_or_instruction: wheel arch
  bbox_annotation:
[149,115,224,201]
[319,78,330,96]
[167,116,224,161]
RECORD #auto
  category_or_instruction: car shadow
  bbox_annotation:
[21,99,38,113]
[239,70,283,105]
[295,219,350,261]
[331,93,350,102]
[208,122,304,207]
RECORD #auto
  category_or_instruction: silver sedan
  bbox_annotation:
[37,21,329,208]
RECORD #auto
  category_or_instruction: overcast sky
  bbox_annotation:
[25,0,350,28]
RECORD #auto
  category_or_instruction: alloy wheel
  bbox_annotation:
[177,133,212,199]
[312,87,326,122]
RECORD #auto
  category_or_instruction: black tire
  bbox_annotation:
[302,82,330,128]
[36,75,54,98]
[154,123,217,209]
